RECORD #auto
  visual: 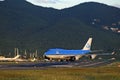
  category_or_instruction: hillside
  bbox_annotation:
[0,0,120,54]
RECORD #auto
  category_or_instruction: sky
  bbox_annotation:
[0,0,120,9]
[25,0,120,9]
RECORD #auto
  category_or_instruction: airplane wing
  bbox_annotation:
[90,50,103,53]
[86,52,115,59]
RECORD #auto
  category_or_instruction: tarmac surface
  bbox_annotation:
[0,59,115,69]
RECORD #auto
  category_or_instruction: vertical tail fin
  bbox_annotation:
[13,55,20,59]
[82,38,92,50]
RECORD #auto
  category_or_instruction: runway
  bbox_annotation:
[0,59,115,69]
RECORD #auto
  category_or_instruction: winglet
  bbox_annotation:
[82,38,92,50]
[112,52,115,55]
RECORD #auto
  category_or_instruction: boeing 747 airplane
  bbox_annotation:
[43,38,114,61]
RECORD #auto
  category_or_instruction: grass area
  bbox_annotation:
[0,67,120,80]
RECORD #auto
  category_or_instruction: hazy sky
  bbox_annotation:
[25,0,120,9]
[1,0,120,9]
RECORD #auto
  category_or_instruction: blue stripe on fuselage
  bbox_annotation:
[44,49,91,55]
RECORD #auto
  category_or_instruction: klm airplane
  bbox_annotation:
[43,38,114,61]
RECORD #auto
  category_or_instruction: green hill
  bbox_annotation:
[0,0,120,55]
